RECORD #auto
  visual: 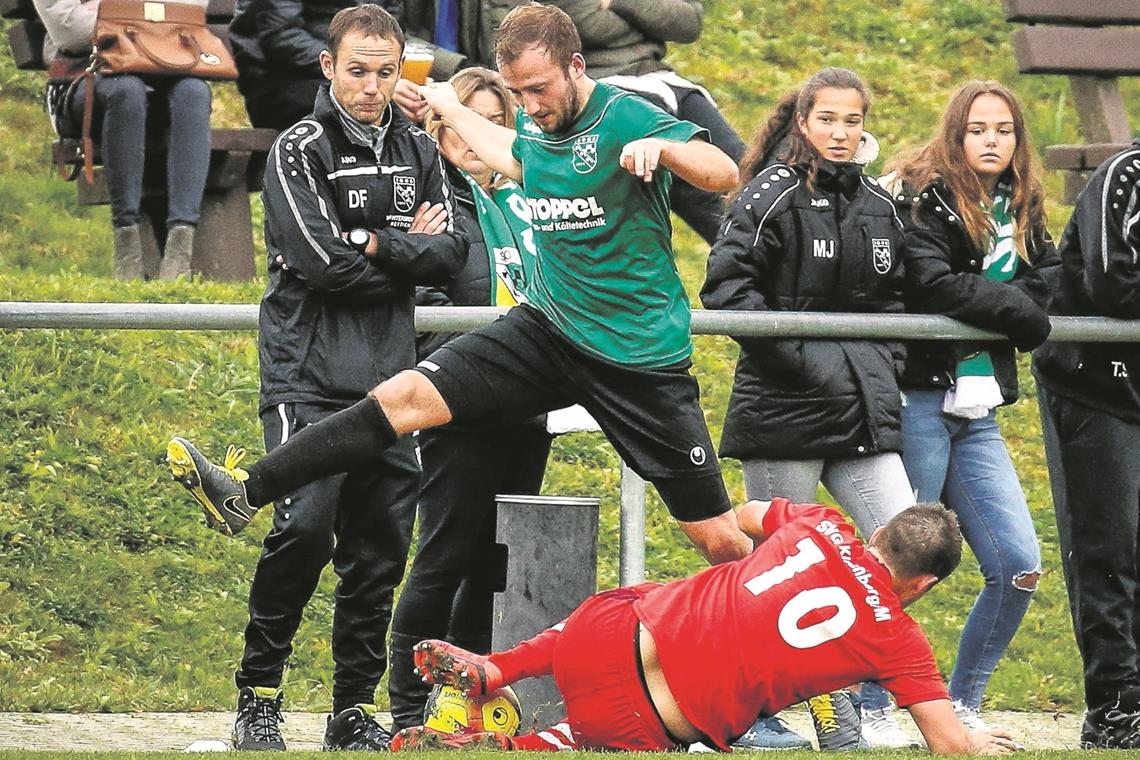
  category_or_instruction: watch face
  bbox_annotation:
[349,229,370,247]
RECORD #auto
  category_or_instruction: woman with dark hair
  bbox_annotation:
[882,80,1058,729]
[386,66,556,731]
[701,67,918,750]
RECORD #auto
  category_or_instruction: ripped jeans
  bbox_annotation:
[900,389,1041,710]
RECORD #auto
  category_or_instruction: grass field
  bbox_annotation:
[2,0,1140,724]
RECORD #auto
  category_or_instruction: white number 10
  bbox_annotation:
[744,537,857,649]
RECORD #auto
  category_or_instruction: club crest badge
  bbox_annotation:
[872,238,892,274]
[572,134,600,174]
[393,175,416,213]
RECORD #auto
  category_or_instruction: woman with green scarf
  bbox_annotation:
[881,81,1058,729]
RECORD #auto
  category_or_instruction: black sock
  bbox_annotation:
[244,396,398,506]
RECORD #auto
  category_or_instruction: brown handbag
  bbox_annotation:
[91,0,237,80]
[74,0,237,182]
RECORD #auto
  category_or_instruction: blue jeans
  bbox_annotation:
[67,74,211,228]
[899,389,1040,709]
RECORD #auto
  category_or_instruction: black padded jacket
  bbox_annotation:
[701,160,907,460]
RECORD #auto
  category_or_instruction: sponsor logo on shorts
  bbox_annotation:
[571,134,599,174]
[689,446,707,466]
[872,238,892,274]
[417,360,440,372]
[393,175,416,213]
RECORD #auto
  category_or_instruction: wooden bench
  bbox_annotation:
[2,0,274,280]
[1005,0,1140,203]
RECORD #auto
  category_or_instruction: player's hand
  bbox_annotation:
[409,202,448,235]
[394,78,431,124]
[969,728,1022,754]
[619,138,668,183]
[418,82,463,122]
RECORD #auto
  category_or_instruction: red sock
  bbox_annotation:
[487,623,563,686]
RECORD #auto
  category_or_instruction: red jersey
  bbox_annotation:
[633,499,947,750]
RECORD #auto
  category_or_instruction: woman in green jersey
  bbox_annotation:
[387,67,554,731]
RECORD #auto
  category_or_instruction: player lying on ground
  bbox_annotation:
[390,499,1020,754]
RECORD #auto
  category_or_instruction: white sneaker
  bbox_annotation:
[953,700,990,732]
[860,705,922,748]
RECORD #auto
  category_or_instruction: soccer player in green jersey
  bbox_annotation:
[167,3,749,564]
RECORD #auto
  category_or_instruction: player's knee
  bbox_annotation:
[678,514,750,564]
[370,370,449,433]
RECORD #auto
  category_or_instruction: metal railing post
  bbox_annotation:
[619,463,647,586]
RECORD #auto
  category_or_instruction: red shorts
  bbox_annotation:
[553,586,677,751]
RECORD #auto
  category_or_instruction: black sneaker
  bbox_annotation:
[1082,699,1140,749]
[233,686,286,751]
[166,437,258,536]
[323,704,393,751]
[808,690,868,751]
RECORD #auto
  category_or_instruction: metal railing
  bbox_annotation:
[5,300,1140,584]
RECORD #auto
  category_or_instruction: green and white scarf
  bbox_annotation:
[464,172,536,307]
[943,182,1018,419]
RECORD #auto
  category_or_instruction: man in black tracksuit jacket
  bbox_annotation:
[232,8,467,750]
[1033,138,1140,749]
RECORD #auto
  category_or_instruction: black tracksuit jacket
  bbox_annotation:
[701,160,907,460]
[258,87,467,413]
[888,178,1058,404]
[1034,138,1140,422]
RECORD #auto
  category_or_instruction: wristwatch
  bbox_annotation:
[348,228,371,254]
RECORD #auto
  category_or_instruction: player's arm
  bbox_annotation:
[619,136,739,192]
[736,500,773,544]
[907,699,1018,755]
[418,82,523,182]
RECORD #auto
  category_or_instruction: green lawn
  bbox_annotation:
[1,0,1139,716]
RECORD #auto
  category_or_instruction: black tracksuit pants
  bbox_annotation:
[388,424,552,730]
[236,402,420,714]
[1039,385,1140,712]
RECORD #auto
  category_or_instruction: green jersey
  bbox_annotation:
[511,82,705,368]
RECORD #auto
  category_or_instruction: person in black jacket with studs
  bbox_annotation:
[701,67,918,751]
[1033,137,1140,749]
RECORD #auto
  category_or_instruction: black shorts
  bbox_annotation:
[413,305,730,522]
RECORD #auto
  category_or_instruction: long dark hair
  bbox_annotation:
[886,81,1046,257]
[737,67,870,193]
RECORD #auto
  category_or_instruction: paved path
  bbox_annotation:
[0,709,1084,752]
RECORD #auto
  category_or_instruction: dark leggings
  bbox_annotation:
[66,74,211,228]
[388,424,552,729]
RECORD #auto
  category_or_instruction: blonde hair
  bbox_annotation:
[425,68,517,189]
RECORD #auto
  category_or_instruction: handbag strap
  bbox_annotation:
[124,25,201,71]
[80,54,98,184]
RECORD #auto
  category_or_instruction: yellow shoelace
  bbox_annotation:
[223,445,250,481]
[810,695,839,732]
